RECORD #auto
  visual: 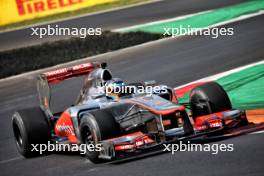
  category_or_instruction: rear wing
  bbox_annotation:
[40,62,103,84]
[37,62,105,115]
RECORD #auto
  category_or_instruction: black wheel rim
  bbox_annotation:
[13,122,23,148]
[83,126,95,145]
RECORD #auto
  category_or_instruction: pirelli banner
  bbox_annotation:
[0,0,118,26]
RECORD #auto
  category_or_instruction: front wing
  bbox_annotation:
[97,109,247,160]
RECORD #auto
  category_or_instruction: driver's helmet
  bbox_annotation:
[105,78,125,100]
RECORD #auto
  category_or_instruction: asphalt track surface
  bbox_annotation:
[0,11,264,175]
[0,0,248,51]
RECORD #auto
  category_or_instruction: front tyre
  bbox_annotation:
[190,82,232,120]
[80,109,121,163]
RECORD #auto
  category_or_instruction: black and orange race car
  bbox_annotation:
[12,62,248,163]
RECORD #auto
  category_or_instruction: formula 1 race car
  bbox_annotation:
[12,62,248,163]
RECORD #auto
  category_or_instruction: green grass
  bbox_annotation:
[0,0,150,32]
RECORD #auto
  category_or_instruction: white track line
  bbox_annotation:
[174,60,264,90]
[0,156,22,164]
[114,10,212,32]
[209,10,264,28]
[250,130,264,135]
[0,36,172,83]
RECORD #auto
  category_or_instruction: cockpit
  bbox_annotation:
[76,68,114,104]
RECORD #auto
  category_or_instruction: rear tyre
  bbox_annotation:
[12,107,51,157]
[190,82,232,120]
[80,109,121,163]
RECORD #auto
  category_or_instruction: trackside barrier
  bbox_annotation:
[0,0,118,26]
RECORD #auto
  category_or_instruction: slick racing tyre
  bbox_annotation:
[80,109,121,163]
[12,107,51,157]
[190,82,232,119]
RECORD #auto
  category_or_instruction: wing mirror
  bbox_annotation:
[144,80,156,86]
[91,93,105,99]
